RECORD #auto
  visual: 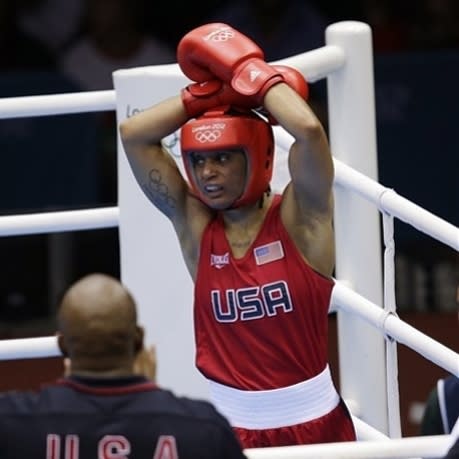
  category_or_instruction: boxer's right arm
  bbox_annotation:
[119,96,190,220]
[120,96,212,278]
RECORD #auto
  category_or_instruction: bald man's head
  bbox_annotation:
[57,273,143,376]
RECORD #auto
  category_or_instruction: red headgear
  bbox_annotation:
[180,109,274,208]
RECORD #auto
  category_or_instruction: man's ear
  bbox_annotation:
[56,331,68,357]
[134,325,144,354]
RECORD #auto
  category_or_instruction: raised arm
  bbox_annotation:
[171,22,334,273]
[119,95,190,223]
[263,84,335,276]
[119,77,263,223]
[264,84,334,217]
[119,92,225,279]
[119,68,267,276]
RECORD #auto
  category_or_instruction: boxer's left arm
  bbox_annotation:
[263,82,333,215]
[262,80,335,277]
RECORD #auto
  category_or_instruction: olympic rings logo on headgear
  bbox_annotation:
[194,130,222,143]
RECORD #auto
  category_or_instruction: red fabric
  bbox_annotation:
[233,400,356,448]
[181,79,258,118]
[177,23,264,83]
[194,195,334,390]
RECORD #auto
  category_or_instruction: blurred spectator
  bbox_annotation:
[59,0,175,91]
[443,421,459,459]
[360,0,410,53]
[409,0,459,50]
[59,0,176,205]
[206,0,330,61]
[0,0,55,71]
[420,374,459,436]
[420,286,459,436]
[16,0,84,57]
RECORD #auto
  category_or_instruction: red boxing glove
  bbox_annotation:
[181,79,259,119]
[177,23,284,104]
[274,65,309,101]
[257,65,309,125]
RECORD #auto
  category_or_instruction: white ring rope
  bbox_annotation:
[243,434,453,459]
[0,207,118,236]
[0,45,344,121]
[274,127,459,251]
[0,90,115,119]
[245,394,459,459]
[0,135,456,249]
[272,45,345,82]
[0,336,60,360]
[382,212,402,438]
[351,416,391,441]
[332,282,459,377]
[336,164,458,250]
[1,281,456,377]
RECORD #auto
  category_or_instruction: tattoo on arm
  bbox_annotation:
[142,169,177,214]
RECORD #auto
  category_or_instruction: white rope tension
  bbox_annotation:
[2,280,457,377]
[272,45,345,82]
[0,207,119,236]
[335,161,459,251]
[382,212,402,438]
[0,337,61,360]
[244,434,453,459]
[332,282,459,376]
[0,90,115,119]
[274,127,459,252]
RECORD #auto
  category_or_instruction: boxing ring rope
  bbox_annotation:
[244,434,453,459]
[0,207,118,236]
[0,89,115,119]
[0,88,453,245]
[0,20,457,459]
[1,280,456,370]
[331,282,458,376]
[333,159,458,250]
[275,128,458,252]
[0,45,344,120]
[382,212,401,438]
[245,422,459,459]
[0,134,454,244]
[0,336,60,360]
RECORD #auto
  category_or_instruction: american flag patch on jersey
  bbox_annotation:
[253,241,284,265]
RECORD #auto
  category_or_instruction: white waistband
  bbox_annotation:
[208,365,340,429]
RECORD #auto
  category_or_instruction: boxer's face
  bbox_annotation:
[190,149,247,209]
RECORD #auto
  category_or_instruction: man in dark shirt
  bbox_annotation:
[0,273,247,459]
[421,375,459,436]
